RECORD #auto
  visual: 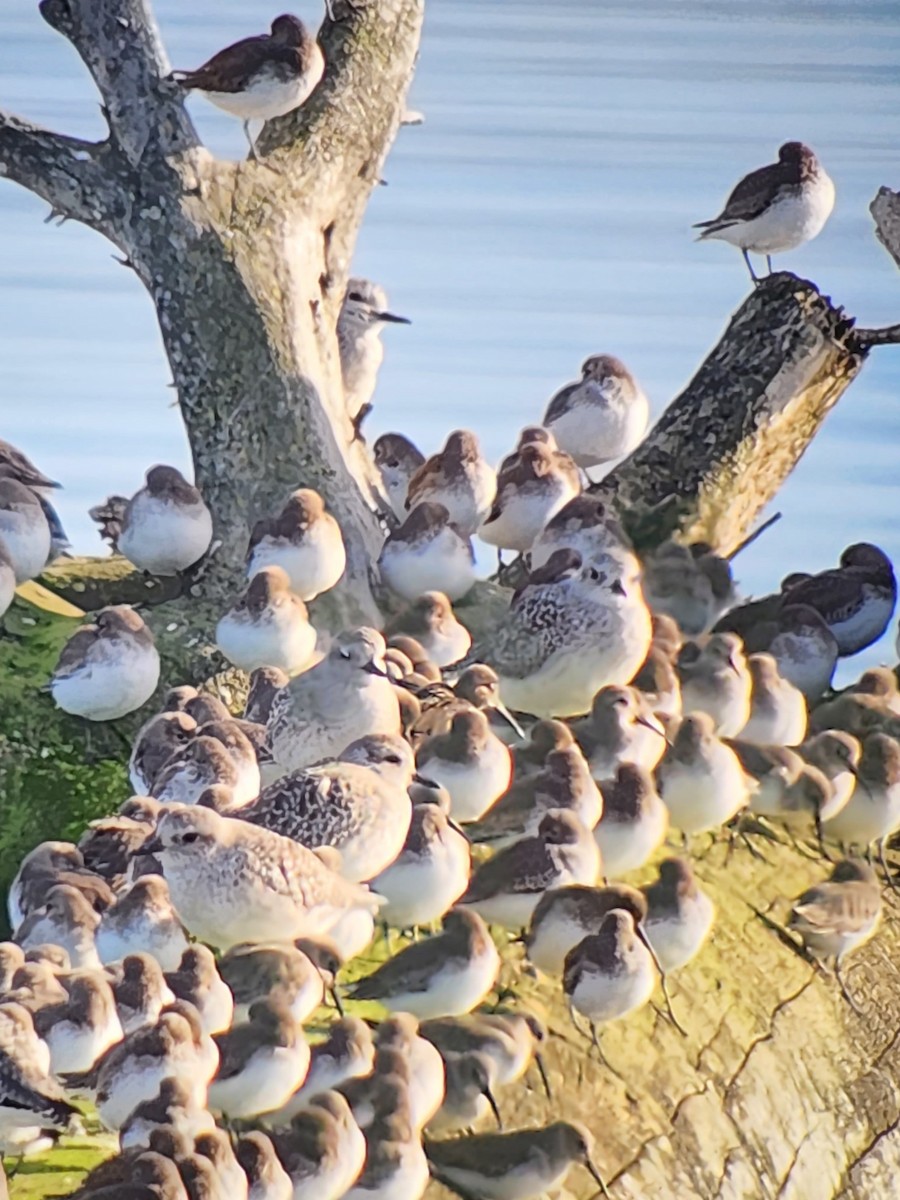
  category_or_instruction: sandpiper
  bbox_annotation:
[347,908,499,1018]
[788,859,881,1009]
[782,543,896,656]
[216,565,317,675]
[343,1109,430,1200]
[165,996,221,1082]
[564,909,656,1038]
[426,1051,503,1136]
[119,1076,217,1150]
[632,646,682,720]
[571,683,666,781]
[102,465,213,576]
[194,1127,249,1200]
[378,502,476,602]
[741,652,808,746]
[592,762,668,875]
[171,15,325,155]
[472,744,602,850]
[529,493,629,573]
[542,354,649,472]
[694,141,835,279]
[0,542,15,619]
[267,1017,374,1123]
[49,605,160,721]
[246,734,414,882]
[236,1131,293,1200]
[32,973,122,1075]
[524,881,648,977]
[822,732,900,853]
[799,731,862,822]
[130,711,197,796]
[677,632,752,737]
[641,857,715,973]
[384,591,471,668]
[405,430,497,537]
[267,627,399,772]
[96,875,189,971]
[247,488,346,602]
[479,441,581,556]
[421,1010,550,1098]
[656,712,749,836]
[110,953,175,1034]
[373,433,426,520]
[338,280,411,435]
[8,840,113,931]
[374,1013,446,1130]
[140,805,381,950]
[208,997,309,1120]
[219,941,324,1026]
[270,1090,366,1200]
[426,1120,608,1200]
[0,471,51,582]
[15,884,101,970]
[460,810,600,931]
[245,666,289,725]
[369,801,471,930]
[416,709,511,824]
[165,945,234,1036]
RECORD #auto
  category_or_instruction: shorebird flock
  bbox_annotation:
[0,10,879,1200]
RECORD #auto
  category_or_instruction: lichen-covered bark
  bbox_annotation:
[871,187,900,273]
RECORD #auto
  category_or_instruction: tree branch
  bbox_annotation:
[0,112,116,231]
[38,0,197,168]
[854,323,900,349]
[871,186,900,272]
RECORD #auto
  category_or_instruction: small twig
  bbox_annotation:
[726,511,782,561]
[854,323,900,348]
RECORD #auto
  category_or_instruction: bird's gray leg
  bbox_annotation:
[742,248,759,283]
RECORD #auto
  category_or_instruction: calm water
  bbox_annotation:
[1,1,899,676]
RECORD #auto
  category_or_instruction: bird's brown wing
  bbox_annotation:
[696,160,790,229]
[172,34,276,94]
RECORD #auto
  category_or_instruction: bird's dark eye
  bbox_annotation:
[589,567,601,581]
[340,649,351,660]
[386,754,402,765]
[349,292,364,303]
[181,831,199,845]
[386,458,399,468]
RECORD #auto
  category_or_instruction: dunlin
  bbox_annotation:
[267,1017,374,1123]
[384,591,471,668]
[426,1120,608,1199]
[31,973,122,1075]
[509,718,575,779]
[194,1127,249,1200]
[378,502,476,602]
[192,719,262,803]
[694,141,835,279]
[0,1004,48,1081]
[111,953,175,1034]
[109,466,213,576]
[0,945,24,993]
[119,1076,216,1150]
[571,683,666,781]
[165,945,234,1036]
[374,1013,446,1130]
[8,841,113,931]
[209,997,309,1120]
[71,1144,190,1199]
[405,430,496,537]
[330,1045,415,1131]
[217,565,317,675]
[479,441,580,557]
[741,652,808,746]
[219,941,324,1025]
[267,627,399,772]
[542,354,649,471]
[421,1010,550,1097]
[370,801,471,930]
[641,858,715,973]
[130,711,197,796]
[782,543,896,656]
[729,741,809,825]
[269,1090,366,1199]
[529,493,629,573]
[342,1109,430,1200]
[524,882,647,977]
[716,602,839,701]
[171,15,324,155]
[416,709,512,824]
[460,810,600,931]
[677,632,752,737]
[247,488,346,602]
[152,735,247,808]
[564,909,655,1039]
[236,1131,293,1200]
[164,997,221,1083]
[15,884,101,970]
[594,763,670,876]
[0,1042,78,1139]
[799,731,861,821]
[0,471,51,582]
[411,664,522,743]
[373,433,426,520]
[472,745,602,851]
[79,812,153,883]
[822,732,900,852]
[656,712,749,836]
[426,1051,502,1136]
[849,667,900,717]
[632,646,682,720]
[96,875,189,971]
[348,908,499,1019]
[141,805,381,950]
[789,859,881,1009]
[49,605,160,721]
[338,280,411,435]
[0,439,58,491]
[641,540,733,637]
[245,666,289,725]
[472,548,652,719]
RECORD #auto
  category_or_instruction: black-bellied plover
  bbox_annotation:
[694,141,835,279]
[119,1075,217,1151]
[460,810,600,930]
[216,565,317,675]
[269,1090,366,1200]
[571,683,666,781]
[110,953,175,1034]
[236,1130,294,1200]
[369,801,470,930]
[384,591,471,668]
[49,605,160,721]
[165,944,234,1036]
[96,465,213,576]
[656,712,749,836]
[248,488,346,601]
[170,15,325,156]
[741,652,808,746]
[405,430,497,537]
[246,733,414,883]
[426,1120,609,1199]
[677,632,752,737]
[129,711,197,796]
[219,941,324,1026]
[31,972,122,1075]
[378,502,477,603]
[208,997,309,1120]
[96,875,189,971]
[479,441,581,557]
[348,908,499,1018]
[641,857,715,974]
[542,353,649,472]
[563,909,656,1039]
[15,884,101,970]
[338,280,411,436]
[0,469,51,583]
[416,709,511,824]
[373,433,426,520]
[267,627,399,772]
[822,732,900,853]
[141,805,381,950]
